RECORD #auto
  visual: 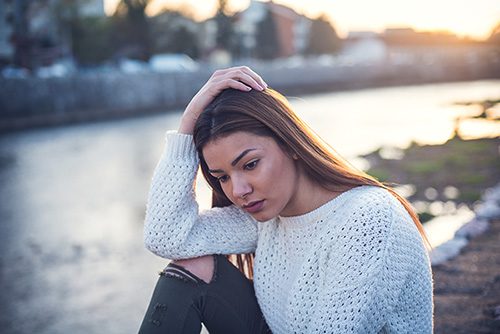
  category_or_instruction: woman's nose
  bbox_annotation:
[232,176,252,199]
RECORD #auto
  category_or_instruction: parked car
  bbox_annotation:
[118,58,150,73]
[1,66,30,79]
[35,59,76,78]
[149,53,199,73]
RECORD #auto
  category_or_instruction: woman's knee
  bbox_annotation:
[170,255,215,284]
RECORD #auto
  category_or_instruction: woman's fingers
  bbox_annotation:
[228,70,265,91]
[218,79,253,92]
[214,66,268,91]
[238,66,268,90]
[179,66,266,134]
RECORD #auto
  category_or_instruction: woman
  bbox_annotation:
[139,67,433,333]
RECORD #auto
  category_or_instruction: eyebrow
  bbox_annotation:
[208,148,257,174]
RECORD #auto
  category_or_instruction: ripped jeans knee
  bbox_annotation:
[160,255,218,285]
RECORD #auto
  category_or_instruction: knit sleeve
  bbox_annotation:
[143,131,258,260]
[306,191,432,333]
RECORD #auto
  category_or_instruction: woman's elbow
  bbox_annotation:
[144,232,189,260]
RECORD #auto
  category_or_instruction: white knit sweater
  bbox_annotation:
[144,131,434,334]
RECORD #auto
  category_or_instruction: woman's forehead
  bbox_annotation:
[208,131,270,148]
[202,132,274,164]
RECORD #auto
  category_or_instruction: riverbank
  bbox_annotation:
[433,217,500,333]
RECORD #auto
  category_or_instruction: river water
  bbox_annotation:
[0,80,499,333]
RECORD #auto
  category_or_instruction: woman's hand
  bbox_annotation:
[178,66,268,134]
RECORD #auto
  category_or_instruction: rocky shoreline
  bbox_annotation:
[433,184,500,332]
[430,184,500,266]
[433,220,500,333]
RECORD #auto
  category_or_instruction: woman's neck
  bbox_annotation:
[279,173,344,218]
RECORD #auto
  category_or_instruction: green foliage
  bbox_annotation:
[404,160,445,174]
[459,190,482,202]
[153,25,199,59]
[149,9,200,59]
[368,168,391,182]
[306,15,341,55]
[52,1,115,65]
[255,10,280,59]
[71,17,114,65]
[458,173,487,185]
[112,0,152,60]
[418,211,435,223]
[364,134,499,208]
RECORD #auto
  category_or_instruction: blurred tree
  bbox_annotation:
[112,0,152,60]
[54,0,114,65]
[305,15,341,55]
[11,0,32,68]
[150,10,199,59]
[71,17,114,65]
[488,22,500,45]
[214,0,235,51]
[255,9,279,59]
[170,26,199,58]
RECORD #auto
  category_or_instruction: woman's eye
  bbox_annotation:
[245,160,259,170]
[217,175,229,183]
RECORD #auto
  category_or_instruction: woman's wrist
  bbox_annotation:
[178,113,197,135]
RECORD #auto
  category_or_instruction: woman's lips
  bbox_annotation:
[243,200,265,213]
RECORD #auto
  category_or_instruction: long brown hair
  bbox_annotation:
[193,88,430,280]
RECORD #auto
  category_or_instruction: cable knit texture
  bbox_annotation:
[144,131,434,334]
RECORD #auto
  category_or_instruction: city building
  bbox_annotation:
[0,0,104,68]
[0,0,15,64]
[233,0,311,58]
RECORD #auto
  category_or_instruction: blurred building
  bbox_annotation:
[0,0,15,65]
[233,0,311,58]
[379,27,498,67]
[382,27,462,46]
[341,31,387,64]
[78,0,105,17]
[197,0,312,61]
[1,0,104,68]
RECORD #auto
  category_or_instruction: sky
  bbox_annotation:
[104,0,500,40]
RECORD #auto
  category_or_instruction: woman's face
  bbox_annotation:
[202,131,301,222]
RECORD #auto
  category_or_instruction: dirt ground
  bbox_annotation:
[433,218,500,333]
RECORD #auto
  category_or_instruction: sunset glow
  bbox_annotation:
[104,0,499,40]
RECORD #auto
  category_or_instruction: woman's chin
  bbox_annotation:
[251,211,276,223]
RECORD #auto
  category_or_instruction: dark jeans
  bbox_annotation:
[139,254,272,334]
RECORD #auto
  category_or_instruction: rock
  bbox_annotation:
[483,183,500,203]
[494,305,500,321]
[455,218,490,239]
[475,201,500,220]
[430,237,468,266]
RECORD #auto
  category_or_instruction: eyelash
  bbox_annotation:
[244,160,259,170]
[217,175,229,183]
[216,160,259,183]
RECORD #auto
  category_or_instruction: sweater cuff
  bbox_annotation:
[164,130,198,161]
